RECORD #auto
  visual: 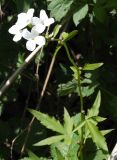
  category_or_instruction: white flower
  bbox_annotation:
[40,9,55,27]
[31,17,46,34]
[16,8,34,29]
[8,24,24,42]
[31,9,55,33]
[22,29,46,51]
[8,8,34,42]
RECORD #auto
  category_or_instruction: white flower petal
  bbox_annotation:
[16,20,27,29]
[13,32,22,42]
[17,13,27,20]
[44,18,55,26]
[32,17,40,25]
[32,23,45,34]
[40,9,48,21]
[22,29,31,40]
[8,25,19,34]
[27,8,34,19]
[26,40,36,51]
[31,29,39,37]
[34,36,46,47]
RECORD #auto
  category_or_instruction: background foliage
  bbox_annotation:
[0,0,117,159]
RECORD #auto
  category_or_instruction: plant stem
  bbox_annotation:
[62,42,84,160]
[20,44,62,156]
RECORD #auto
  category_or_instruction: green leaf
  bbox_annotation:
[61,30,78,41]
[88,91,101,118]
[57,79,78,96]
[67,133,79,160]
[51,144,64,160]
[64,108,73,134]
[17,53,24,68]
[73,4,88,26]
[48,0,74,21]
[27,150,39,160]
[86,119,108,152]
[53,24,62,38]
[101,129,114,136]
[73,120,86,133]
[64,108,73,144]
[34,135,64,146]
[29,109,64,134]
[56,142,69,157]
[83,63,103,70]
[92,116,106,123]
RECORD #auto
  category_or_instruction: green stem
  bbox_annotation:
[62,42,84,160]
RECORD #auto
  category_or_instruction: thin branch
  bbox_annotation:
[20,45,62,156]
[0,45,42,97]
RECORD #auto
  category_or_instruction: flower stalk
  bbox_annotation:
[62,42,84,160]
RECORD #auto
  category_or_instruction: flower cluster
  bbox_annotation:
[8,9,55,51]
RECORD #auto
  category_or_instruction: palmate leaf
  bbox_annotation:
[29,109,64,134]
[87,91,101,118]
[86,119,108,152]
[34,135,64,146]
[48,0,74,21]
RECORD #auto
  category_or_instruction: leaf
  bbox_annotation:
[34,135,64,146]
[51,144,64,160]
[53,24,62,38]
[64,108,73,134]
[92,116,106,123]
[83,63,103,70]
[73,120,86,133]
[67,133,79,160]
[27,150,39,160]
[29,109,64,134]
[87,91,101,118]
[86,119,108,152]
[101,129,114,136]
[73,4,88,26]
[79,85,97,97]
[64,108,73,144]
[57,79,78,96]
[56,142,69,157]
[48,0,74,21]
[61,30,78,41]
